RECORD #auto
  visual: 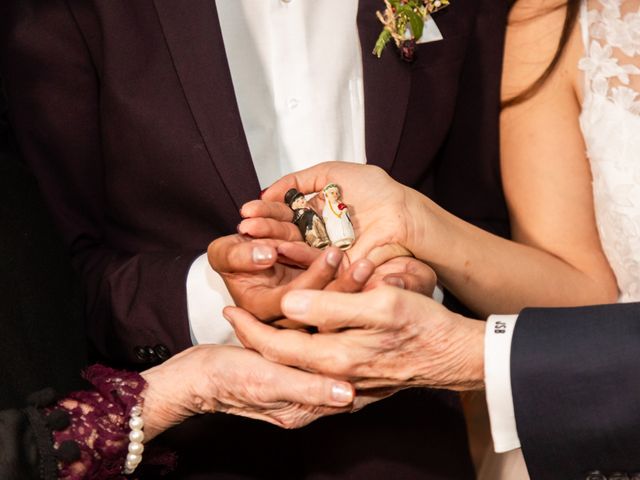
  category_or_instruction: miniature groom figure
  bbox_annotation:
[285,188,331,249]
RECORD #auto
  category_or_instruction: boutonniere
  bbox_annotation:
[374,0,450,62]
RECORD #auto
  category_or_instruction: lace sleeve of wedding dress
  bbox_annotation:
[579,0,640,113]
[578,0,640,302]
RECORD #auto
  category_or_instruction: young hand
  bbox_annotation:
[207,234,376,321]
[242,162,428,266]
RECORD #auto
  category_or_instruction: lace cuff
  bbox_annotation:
[43,365,175,479]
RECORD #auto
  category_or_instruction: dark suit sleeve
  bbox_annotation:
[434,0,510,239]
[511,303,640,480]
[0,408,52,480]
[0,1,196,363]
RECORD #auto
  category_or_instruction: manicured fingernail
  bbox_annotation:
[331,383,353,403]
[253,246,274,264]
[326,249,341,268]
[385,277,405,289]
[282,291,314,316]
[353,262,371,283]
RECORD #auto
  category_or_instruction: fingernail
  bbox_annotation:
[282,291,314,317]
[353,262,371,283]
[222,310,234,326]
[385,277,405,289]
[326,249,341,268]
[253,246,275,264]
[331,383,353,404]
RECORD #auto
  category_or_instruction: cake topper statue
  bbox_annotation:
[285,188,330,249]
[322,183,355,250]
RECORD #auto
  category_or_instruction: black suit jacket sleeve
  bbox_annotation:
[0,1,197,364]
[511,303,640,480]
[0,407,53,480]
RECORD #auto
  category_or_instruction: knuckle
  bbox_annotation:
[331,349,354,375]
[301,379,323,403]
[259,338,284,364]
[376,286,400,313]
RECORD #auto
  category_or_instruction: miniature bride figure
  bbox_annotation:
[322,183,355,250]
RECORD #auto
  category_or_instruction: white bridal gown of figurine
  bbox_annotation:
[322,183,355,250]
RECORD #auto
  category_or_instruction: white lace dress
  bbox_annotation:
[579,0,640,302]
[477,2,640,479]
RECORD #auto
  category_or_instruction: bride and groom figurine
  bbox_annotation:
[285,184,355,250]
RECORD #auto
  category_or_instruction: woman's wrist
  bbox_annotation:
[139,366,192,442]
[403,189,447,263]
[139,345,222,441]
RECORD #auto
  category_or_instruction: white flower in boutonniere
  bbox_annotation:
[374,0,450,62]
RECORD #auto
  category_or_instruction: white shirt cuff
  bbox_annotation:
[485,314,521,453]
[186,253,240,345]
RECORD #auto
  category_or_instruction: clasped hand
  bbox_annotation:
[195,162,476,434]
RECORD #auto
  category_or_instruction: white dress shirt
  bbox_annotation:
[185,0,522,454]
[187,0,365,345]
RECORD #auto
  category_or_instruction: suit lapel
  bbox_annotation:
[153,0,260,209]
[357,0,412,172]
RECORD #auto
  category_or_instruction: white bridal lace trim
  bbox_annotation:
[579,0,640,301]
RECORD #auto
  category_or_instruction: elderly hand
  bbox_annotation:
[224,287,485,392]
[240,162,430,266]
[139,345,355,440]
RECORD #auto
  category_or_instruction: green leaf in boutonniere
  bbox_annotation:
[374,0,450,62]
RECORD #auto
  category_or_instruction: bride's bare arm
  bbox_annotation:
[420,0,618,315]
[244,1,618,317]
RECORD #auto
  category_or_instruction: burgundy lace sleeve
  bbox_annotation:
[44,365,175,480]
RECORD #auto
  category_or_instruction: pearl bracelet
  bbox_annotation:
[123,405,145,475]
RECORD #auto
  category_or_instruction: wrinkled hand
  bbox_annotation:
[224,287,485,392]
[240,162,428,266]
[207,234,375,321]
[140,345,356,440]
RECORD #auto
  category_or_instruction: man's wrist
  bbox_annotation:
[457,318,486,391]
[414,313,485,391]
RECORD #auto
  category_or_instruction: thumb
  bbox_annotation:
[208,235,280,273]
[262,163,338,202]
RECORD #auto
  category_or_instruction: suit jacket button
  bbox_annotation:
[609,474,629,480]
[155,344,170,361]
[586,472,607,480]
[134,346,149,362]
[145,346,158,362]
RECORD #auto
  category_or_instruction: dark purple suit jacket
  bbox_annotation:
[1,0,509,478]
